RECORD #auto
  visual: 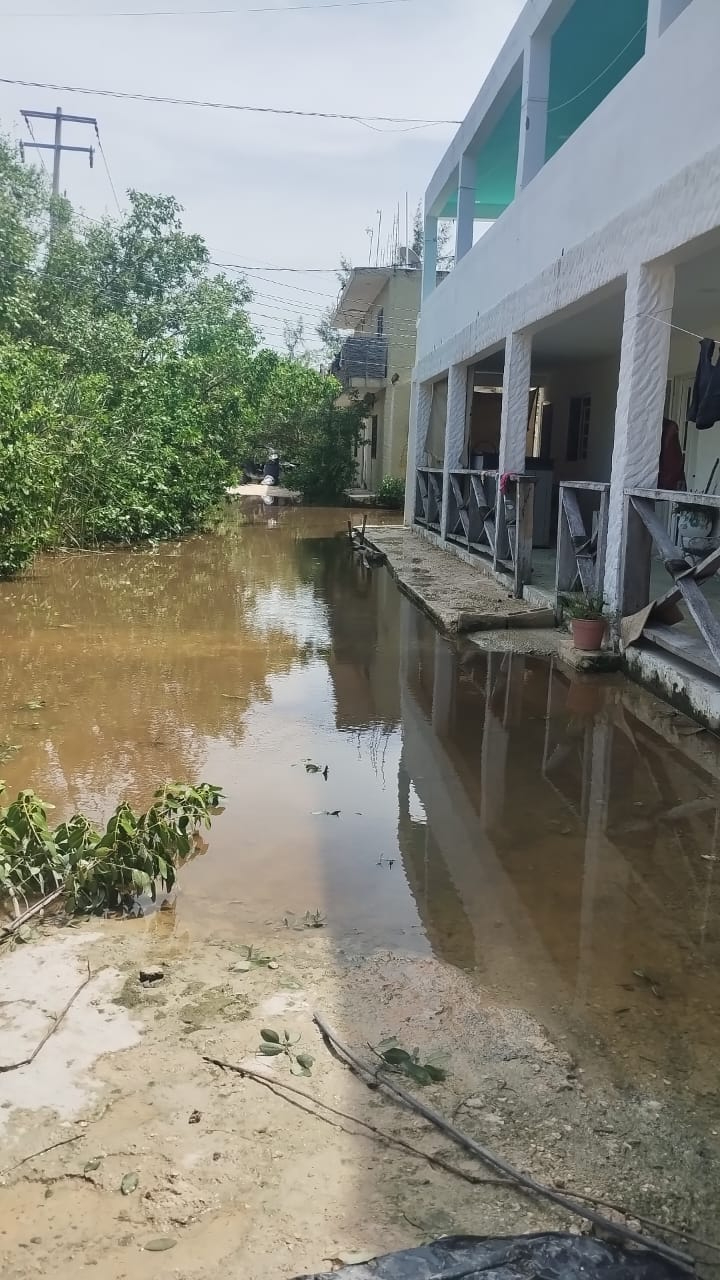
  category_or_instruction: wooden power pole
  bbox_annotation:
[20,106,96,198]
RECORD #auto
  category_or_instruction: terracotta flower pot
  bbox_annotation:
[571,617,607,652]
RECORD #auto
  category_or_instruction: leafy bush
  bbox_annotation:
[376,475,405,509]
[0,782,223,916]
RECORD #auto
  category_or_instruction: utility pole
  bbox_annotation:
[20,106,96,199]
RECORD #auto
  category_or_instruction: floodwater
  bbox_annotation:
[2,504,720,1094]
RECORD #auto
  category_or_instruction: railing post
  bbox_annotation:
[620,493,652,615]
[514,475,534,598]
[404,380,432,525]
[594,485,610,598]
[555,486,576,595]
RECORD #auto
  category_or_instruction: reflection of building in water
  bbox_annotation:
[394,596,720,1075]
[296,536,402,731]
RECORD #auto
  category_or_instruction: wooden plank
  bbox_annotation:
[561,488,595,595]
[594,485,610,599]
[560,481,610,492]
[625,486,720,508]
[555,499,579,594]
[514,478,534,598]
[643,624,720,679]
[621,495,652,616]
[651,541,720,612]
[631,497,720,669]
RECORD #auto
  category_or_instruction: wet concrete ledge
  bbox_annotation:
[365,525,622,675]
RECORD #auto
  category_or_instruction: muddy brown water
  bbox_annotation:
[2,505,720,1099]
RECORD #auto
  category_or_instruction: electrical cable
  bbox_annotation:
[93,124,123,214]
[0,76,462,128]
[5,0,423,16]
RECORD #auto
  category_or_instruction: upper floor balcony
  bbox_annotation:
[332,334,388,389]
[417,0,701,369]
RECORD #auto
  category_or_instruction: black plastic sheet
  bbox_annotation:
[293,1232,689,1279]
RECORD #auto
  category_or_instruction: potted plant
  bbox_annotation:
[563,594,608,652]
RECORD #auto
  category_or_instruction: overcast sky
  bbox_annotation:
[0,0,523,348]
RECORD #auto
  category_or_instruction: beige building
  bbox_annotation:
[331,267,420,493]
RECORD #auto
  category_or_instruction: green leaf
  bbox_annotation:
[260,1028,280,1044]
[143,1237,176,1252]
[423,1064,447,1083]
[120,1172,139,1195]
[295,1053,314,1070]
[382,1047,412,1066]
[83,1157,102,1174]
[259,1043,284,1056]
[404,1061,432,1086]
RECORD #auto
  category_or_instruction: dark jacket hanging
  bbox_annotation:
[688,338,720,430]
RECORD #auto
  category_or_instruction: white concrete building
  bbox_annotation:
[405,0,720,719]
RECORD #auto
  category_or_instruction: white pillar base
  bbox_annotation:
[440,364,469,539]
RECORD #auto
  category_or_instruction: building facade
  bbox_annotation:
[333,266,421,493]
[405,0,720,715]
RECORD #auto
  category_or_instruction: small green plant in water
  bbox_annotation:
[0,782,223,917]
[376,475,405,510]
[258,1027,314,1076]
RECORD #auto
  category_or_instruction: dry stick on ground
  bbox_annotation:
[0,961,93,1074]
[0,885,66,942]
[204,1057,506,1189]
[3,1132,84,1177]
[313,1013,694,1274]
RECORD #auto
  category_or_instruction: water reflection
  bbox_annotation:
[1,507,719,1088]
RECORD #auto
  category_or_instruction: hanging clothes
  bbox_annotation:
[688,338,720,429]
[658,417,686,490]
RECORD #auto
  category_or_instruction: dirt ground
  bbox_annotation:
[1,914,718,1280]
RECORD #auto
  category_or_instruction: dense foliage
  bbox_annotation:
[0,135,365,576]
[376,475,405,509]
[0,782,223,915]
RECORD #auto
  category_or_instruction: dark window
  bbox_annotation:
[566,395,591,462]
[371,415,378,460]
[376,308,384,337]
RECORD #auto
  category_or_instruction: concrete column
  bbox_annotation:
[422,214,438,301]
[603,262,675,612]
[455,153,476,263]
[440,363,469,539]
[403,379,432,525]
[645,0,692,45]
[516,32,550,192]
[498,331,532,475]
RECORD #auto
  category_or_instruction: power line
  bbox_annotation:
[6,0,421,15]
[93,123,123,213]
[0,77,461,128]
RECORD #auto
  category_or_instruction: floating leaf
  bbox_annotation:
[232,960,252,973]
[295,1053,314,1070]
[259,1043,284,1056]
[260,1028,280,1044]
[120,1172,139,1195]
[423,1064,447,1083]
[405,1061,432,1086]
[144,1237,177,1252]
[83,1157,102,1174]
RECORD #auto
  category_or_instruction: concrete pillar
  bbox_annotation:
[440,363,469,539]
[455,153,476,263]
[516,32,551,192]
[498,331,532,475]
[422,214,438,301]
[645,0,692,45]
[404,379,432,525]
[603,262,675,613]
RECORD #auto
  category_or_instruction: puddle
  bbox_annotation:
[0,935,139,1134]
[1,507,720,1096]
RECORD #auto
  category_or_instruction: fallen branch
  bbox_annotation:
[203,1056,505,1190]
[313,1012,694,1273]
[2,1131,84,1176]
[0,961,93,1074]
[0,885,66,941]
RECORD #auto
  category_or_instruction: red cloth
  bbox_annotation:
[658,417,686,491]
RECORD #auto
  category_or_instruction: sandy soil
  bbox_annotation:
[1,915,718,1280]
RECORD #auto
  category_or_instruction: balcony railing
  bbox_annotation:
[333,334,388,385]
